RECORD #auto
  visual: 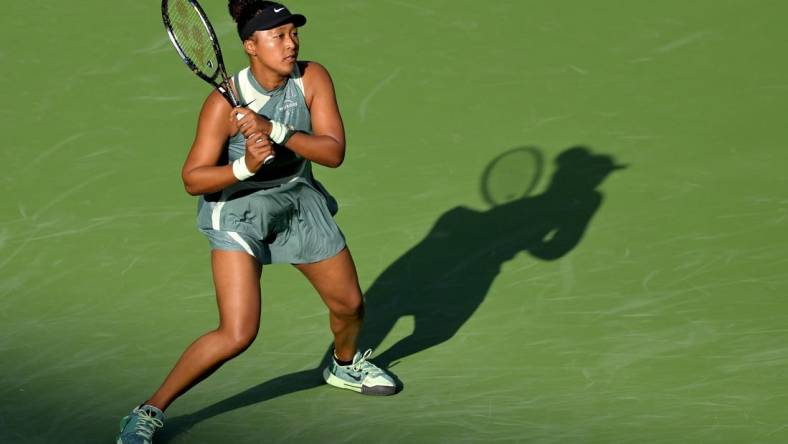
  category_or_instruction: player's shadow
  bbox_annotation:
[358,146,625,370]
[159,146,624,442]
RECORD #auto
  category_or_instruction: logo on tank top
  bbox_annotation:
[279,99,297,112]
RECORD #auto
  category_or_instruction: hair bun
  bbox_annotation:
[228,0,267,23]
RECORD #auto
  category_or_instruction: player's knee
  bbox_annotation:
[220,326,258,356]
[332,296,364,320]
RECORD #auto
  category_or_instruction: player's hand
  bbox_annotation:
[243,133,275,173]
[231,108,273,139]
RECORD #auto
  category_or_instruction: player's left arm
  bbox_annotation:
[282,61,346,168]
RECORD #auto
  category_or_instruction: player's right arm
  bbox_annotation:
[181,90,272,195]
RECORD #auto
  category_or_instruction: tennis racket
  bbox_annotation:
[161,0,274,165]
[481,147,544,206]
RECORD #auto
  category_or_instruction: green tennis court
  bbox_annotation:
[2,1,787,442]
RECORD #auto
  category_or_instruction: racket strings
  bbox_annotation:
[166,0,219,77]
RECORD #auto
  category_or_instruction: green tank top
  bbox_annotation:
[196,63,329,234]
[229,62,312,189]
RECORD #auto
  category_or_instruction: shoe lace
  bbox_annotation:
[134,410,164,440]
[351,349,381,375]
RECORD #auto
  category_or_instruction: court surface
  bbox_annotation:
[1,1,787,443]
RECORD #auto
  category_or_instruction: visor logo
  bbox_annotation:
[274,7,285,13]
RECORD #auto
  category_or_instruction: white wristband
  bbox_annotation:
[269,120,290,144]
[232,157,255,181]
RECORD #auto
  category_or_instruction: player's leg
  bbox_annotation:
[294,247,363,361]
[147,250,262,409]
[294,247,396,395]
[118,250,262,443]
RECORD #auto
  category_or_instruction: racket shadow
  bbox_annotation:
[159,145,624,441]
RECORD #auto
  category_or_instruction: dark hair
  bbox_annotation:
[228,0,276,25]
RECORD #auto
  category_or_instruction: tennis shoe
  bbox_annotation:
[117,404,165,444]
[323,349,396,396]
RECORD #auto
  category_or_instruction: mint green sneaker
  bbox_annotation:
[116,404,165,444]
[323,349,396,396]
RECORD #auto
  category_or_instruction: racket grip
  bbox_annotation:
[236,112,276,165]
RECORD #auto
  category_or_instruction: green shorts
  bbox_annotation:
[197,176,346,264]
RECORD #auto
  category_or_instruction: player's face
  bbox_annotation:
[248,23,300,75]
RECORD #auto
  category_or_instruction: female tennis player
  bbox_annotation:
[117,1,395,442]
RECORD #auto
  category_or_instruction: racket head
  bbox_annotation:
[162,0,238,106]
[480,146,544,207]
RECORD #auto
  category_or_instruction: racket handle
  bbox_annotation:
[235,111,276,165]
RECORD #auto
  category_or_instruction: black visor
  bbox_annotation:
[238,4,307,40]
